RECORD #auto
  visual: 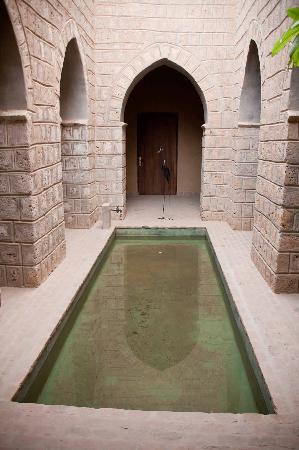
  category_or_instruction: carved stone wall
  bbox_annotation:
[0,0,298,292]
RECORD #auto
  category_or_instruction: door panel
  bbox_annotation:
[137,113,177,195]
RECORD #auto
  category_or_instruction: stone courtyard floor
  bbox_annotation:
[0,195,299,449]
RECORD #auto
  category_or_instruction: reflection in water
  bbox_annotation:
[22,236,268,413]
[125,244,199,370]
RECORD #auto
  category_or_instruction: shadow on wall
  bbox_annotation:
[0,1,26,110]
[239,41,261,124]
[60,38,87,122]
[59,38,96,229]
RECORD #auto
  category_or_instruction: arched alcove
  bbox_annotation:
[124,65,204,197]
[59,38,96,229]
[239,41,261,124]
[0,0,26,110]
[231,40,261,231]
[60,38,87,122]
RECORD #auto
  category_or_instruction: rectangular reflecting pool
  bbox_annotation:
[15,228,273,413]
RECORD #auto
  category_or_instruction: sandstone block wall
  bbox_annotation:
[0,0,298,292]
[95,2,236,220]
[234,0,299,292]
[0,0,96,286]
[62,123,98,228]
[229,125,259,230]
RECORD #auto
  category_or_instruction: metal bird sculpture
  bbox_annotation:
[162,163,171,184]
[158,159,173,220]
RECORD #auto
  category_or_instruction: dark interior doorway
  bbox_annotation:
[124,65,204,197]
[137,113,178,195]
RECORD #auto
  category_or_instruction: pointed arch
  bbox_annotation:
[239,40,261,124]
[0,0,28,110]
[56,19,89,122]
[124,64,205,196]
[58,21,96,229]
[60,37,88,122]
[106,43,209,125]
[121,58,207,123]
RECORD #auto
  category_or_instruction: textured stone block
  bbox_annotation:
[14,149,32,171]
[290,254,299,273]
[66,185,81,198]
[77,214,92,228]
[0,243,21,264]
[0,266,6,285]
[20,196,40,220]
[0,175,10,194]
[21,242,44,266]
[279,234,299,252]
[23,265,42,288]
[6,266,23,287]
[273,274,299,293]
[64,214,77,228]
[14,222,39,243]
[0,222,14,242]
[9,173,33,194]
[7,121,28,146]
[0,150,14,171]
[0,197,20,220]
[283,187,299,208]
[0,121,7,147]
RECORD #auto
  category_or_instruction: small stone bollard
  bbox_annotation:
[102,202,111,229]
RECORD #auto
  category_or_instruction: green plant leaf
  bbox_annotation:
[272,26,299,55]
[291,20,299,29]
[289,35,299,57]
[290,42,299,67]
[287,7,299,21]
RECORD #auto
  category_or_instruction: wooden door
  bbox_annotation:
[137,113,177,195]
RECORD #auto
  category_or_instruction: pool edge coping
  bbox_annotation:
[12,226,276,416]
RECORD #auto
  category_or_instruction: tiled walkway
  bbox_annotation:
[0,196,299,449]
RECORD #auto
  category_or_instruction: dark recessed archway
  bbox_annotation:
[0,0,26,110]
[124,65,204,197]
[60,38,87,122]
[239,40,261,123]
[59,38,92,229]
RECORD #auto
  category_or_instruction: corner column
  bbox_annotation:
[200,124,232,220]
[61,122,98,228]
[95,122,126,220]
[0,112,65,287]
[229,123,259,230]
[251,119,299,293]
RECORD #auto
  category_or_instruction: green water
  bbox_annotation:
[21,233,269,413]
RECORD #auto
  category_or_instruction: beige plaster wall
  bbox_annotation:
[124,66,204,195]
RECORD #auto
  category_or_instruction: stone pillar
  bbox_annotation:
[95,123,126,220]
[61,122,98,228]
[201,125,232,220]
[0,112,65,287]
[229,123,259,230]
[251,119,299,293]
